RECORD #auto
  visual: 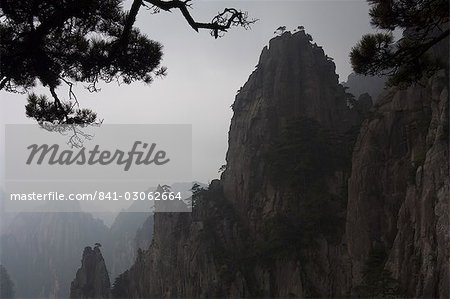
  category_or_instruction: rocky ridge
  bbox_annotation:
[78,30,448,298]
[70,246,111,299]
[113,31,366,298]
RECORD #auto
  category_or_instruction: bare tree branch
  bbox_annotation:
[142,0,257,38]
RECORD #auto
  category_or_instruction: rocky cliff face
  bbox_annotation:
[70,246,111,299]
[115,31,365,298]
[346,69,449,298]
[346,28,449,298]
[111,30,449,298]
[218,31,364,296]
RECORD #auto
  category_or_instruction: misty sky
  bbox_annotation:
[0,0,375,185]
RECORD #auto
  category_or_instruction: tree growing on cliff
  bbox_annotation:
[350,0,449,87]
[274,26,287,35]
[0,0,256,125]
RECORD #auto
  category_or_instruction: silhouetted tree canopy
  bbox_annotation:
[0,0,256,125]
[351,0,449,87]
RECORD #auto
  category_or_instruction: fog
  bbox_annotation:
[0,0,374,185]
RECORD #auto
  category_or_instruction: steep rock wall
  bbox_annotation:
[118,31,363,298]
[111,31,449,298]
[347,69,449,298]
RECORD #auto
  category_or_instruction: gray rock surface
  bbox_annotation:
[70,246,111,299]
[347,69,449,298]
[117,31,362,298]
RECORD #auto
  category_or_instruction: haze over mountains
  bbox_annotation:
[0,182,203,298]
[0,5,448,298]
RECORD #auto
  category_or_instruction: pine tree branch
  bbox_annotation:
[118,0,143,49]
